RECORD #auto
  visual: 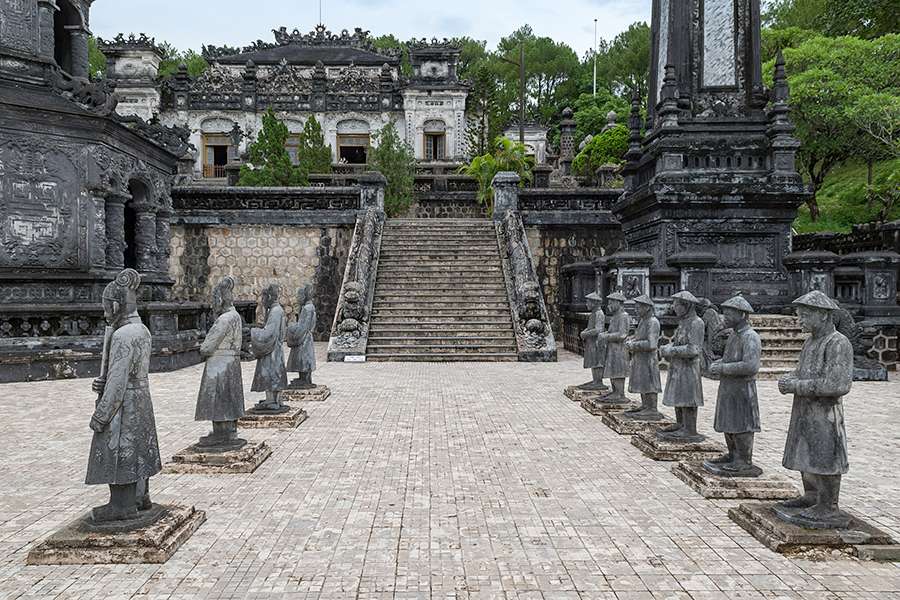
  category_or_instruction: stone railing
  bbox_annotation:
[327,174,387,361]
[173,185,360,211]
[493,172,558,361]
[793,221,900,255]
[518,188,621,211]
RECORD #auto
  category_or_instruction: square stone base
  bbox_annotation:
[672,461,799,499]
[163,441,272,474]
[631,430,726,461]
[728,502,895,554]
[580,395,637,416]
[280,385,331,402]
[26,504,206,565]
[238,404,308,429]
[602,411,675,435]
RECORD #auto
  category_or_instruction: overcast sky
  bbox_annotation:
[89,0,651,57]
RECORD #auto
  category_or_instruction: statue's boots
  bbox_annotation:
[199,421,244,449]
[707,433,736,464]
[796,475,850,528]
[291,372,315,389]
[136,478,152,511]
[601,378,628,403]
[661,408,704,442]
[255,391,284,411]
[578,369,609,391]
[659,408,684,433]
[715,433,762,476]
[778,473,819,509]
[92,483,138,523]
[624,393,664,420]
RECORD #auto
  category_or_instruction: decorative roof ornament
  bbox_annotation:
[408,37,456,50]
[97,33,163,56]
[270,24,399,57]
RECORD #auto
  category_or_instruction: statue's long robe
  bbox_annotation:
[713,324,761,433]
[662,314,705,408]
[581,307,606,370]
[287,302,317,374]
[85,313,162,486]
[602,310,630,379]
[195,307,245,421]
[782,329,853,475]
[628,315,662,394]
[251,303,288,392]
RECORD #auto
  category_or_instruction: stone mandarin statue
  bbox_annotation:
[776,290,854,529]
[597,291,629,403]
[658,290,706,442]
[578,292,608,391]
[704,294,763,477]
[699,298,726,373]
[250,283,289,412]
[286,284,318,389]
[86,269,162,523]
[622,294,664,420]
[195,276,246,449]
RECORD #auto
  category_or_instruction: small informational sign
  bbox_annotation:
[344,355,367,363]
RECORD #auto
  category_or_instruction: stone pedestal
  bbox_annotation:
[671,461,798,499]
[602,411,675,435]
[578,394,637,416]
[280,384,331,402]
[26,504,206,565]
[238,404,308,429]
[631,430,725,461]
[728,502,895,554]
[164,441,272,474]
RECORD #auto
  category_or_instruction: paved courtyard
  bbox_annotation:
[1,346,899,599]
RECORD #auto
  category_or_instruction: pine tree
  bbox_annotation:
[296,116,333,184]
[368,124,416,217]
[238,108,302,187]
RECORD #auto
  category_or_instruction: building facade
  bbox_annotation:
[101,26,469,182]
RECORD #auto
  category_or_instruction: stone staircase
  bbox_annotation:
[366,219,519,362]
[752,314,806,379]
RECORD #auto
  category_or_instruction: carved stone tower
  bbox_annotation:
[615,0,810,310]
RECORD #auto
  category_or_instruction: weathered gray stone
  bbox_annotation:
[581,396,638,416]
[728,503,893,554]
[602,411,674,435]
[631,429,726,462]
[658,291,707,443]
[164,441,271,474]
[286,284,318,389]
[239,404,308,429]
[250,284,289,411]
[26,505,206,565]
[280,385,331,402]
[673,461,798,500]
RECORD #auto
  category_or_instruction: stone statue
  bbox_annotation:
[578,292,608,390]
[704,295,762,477]
[658,290,706,442]
[622,294,664,420]
[597,291,629,403]
[86,269,162,523]
[776,290,854,529]
[699,298,726,372]
[286,284,317,389]
[250,283,288,412]
[194,276,245,449]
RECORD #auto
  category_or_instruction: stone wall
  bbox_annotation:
[526,225,623,335]
[405,193,487,219]
[170,224,352,339]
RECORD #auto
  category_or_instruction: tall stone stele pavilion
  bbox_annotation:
[0,0,206,383]
[615,0,810,311]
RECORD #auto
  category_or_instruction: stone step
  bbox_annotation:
[381,235,498,242]
[375,283,507,292]
[380,242,499,250]
[371,318,513,326]
[366,353,518,362]
[379,251,500,259]
[368,327,515,336]
[378,265,502,274]
[377,276,506,285]
[367,344,518,354]
[371,308,512,318]
[367,336,516,346]
[759,359,800,368]
[373,303,511,313]
[375,291,509,300]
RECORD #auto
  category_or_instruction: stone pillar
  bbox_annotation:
[783,250,841,299]
[132,202,158,272]
[491,171,520,220]
[668,252,718,300]
[559,108,576,176]
[36,0,58,61]
[607,250,654,308]
[65,25,90,79]
[104,192,129,269]
[87,185,109,269]
[155,207,174,273]
[532,164,552,188]
[359,171,387,212]
[842,252,900,318]
[592,256,609,299]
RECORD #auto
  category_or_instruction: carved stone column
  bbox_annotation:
[359,171,387,212]
[155,207,174,273]
[36,0,58,61]
[558,108,576,176]
[104,192,129,269]
[87,185,109,269]
[65,25,90,79]
[491,171,520,220]
[132,202,158,272]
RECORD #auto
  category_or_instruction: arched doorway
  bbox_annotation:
[53,0,81,74]
[336,119,370,164]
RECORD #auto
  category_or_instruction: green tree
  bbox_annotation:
[764,0,898,38]
[368,123,416,217]
[572,124,629,177]
[760,26,818,62]
[158,43,209,78]
[372,34,411,77]
[597,22,651,99]
[295,116,333,183]
[88,36,107,80]
[571,91,630,146]
[459,137,534,215]
[238,109,303,187]
[764,34,900,220]
[465,58,510,156]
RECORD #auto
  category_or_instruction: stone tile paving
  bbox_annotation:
[0,345,899,600]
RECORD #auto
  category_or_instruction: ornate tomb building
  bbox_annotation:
[101,25,469,181]
[0,0,204,382]
[615,0,811,311]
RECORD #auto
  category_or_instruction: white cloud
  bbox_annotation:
[88,0,651,55]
